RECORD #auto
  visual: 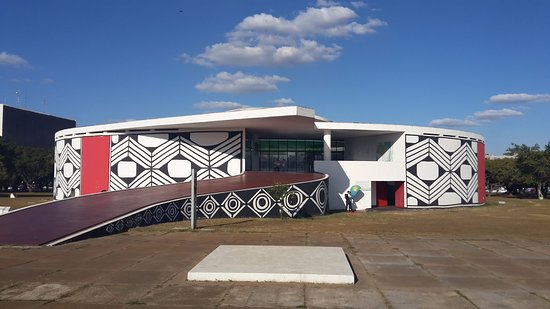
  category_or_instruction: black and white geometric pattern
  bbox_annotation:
[64,178,328,244]
[406,135,479,207]
[54,138,81,200]
[109,131,242,191]
[248,189,277,218]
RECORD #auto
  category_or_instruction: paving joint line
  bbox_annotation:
[529,291,550,304]
[348,234,393,309]
[455,289,480,308]
[497,238,550,257]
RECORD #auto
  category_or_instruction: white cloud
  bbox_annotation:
[42,78,55,85]
[195,71,289,93]
[274,98,295,106]
[187,40,342,67]
[350,1,366,9]
[429,118,480,127]
[183,5,386,67]
[489,93,550,104]
[473,108,523,120]
[234,7,385,38]
[8,77,32,83]
[316,0,340,7]
[430,108,523,127]
[193,101,249,110]
[0,51,30,67]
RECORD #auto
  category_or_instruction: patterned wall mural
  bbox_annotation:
[65,178,328,244]
[405,134,480,207]
[109,131,243,190]
[54,138,81,200]
[54,131,243,199]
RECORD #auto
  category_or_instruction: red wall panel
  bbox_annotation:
[376,182,388,207]
[478,142,486,204]
[81,136,110,195]
[395,181,405,208]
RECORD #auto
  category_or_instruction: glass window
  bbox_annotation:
[287,140,296,151]
[287,151,296,171]
[252,138,344,171]
[259,153,269,171]
[269,140,279,151]
[296,140,305,151]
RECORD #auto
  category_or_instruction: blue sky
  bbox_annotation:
[1,0,549,154]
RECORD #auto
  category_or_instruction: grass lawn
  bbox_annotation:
[134,196,550,238]
[0,193,53,210]
[2,193,549,239]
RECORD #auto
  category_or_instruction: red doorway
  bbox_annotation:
[376,181,405,208]
[376,182,388,207]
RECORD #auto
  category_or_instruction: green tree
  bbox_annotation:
[14,145,53,191]
[0,138,53,191]
[506,143,550,199]
[485,157,525,195]
[266,182,291,218]
[0,138,17,188]
[0,158,8,187]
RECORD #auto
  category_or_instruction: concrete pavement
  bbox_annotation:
[0,230,549,308]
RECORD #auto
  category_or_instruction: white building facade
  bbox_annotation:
[54,106,485,210]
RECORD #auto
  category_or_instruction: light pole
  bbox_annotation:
[190,169,197,230]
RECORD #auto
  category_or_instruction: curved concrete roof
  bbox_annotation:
[56,105,483,142]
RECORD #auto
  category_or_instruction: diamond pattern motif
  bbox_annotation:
[110,132,242,191]
[69,178,328,244]
[54,138,81,200]
[406,135,479,206]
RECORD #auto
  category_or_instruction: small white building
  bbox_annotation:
[54,106,485,210]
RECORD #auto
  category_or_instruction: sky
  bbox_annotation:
[1,0,549,155]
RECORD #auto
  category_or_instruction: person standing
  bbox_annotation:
[345,191,352,212]
[273,159,281,172]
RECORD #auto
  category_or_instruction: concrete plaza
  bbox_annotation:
[1,230,550,308]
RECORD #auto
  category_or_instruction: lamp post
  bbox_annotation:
[190,169,197,230]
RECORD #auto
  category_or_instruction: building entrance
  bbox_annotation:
[246,139,344,173]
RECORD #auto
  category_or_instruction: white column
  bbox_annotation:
[323,130,331,161]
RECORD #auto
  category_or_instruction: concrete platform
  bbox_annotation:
[187,245,355,284]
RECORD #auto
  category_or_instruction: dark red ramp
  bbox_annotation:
[0,172,326,246]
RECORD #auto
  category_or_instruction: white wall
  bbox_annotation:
[345,133,404,162]
[315,160,405,210]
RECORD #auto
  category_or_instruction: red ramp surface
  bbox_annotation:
[0,172,325,246]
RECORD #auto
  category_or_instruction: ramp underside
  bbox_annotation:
[0,172,326,246]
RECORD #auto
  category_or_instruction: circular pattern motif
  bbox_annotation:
[143,210,153,224]
[134,213,143,226]
[115,220,125,231]
[154,206,164,222]
[202,200,216,213]
[284,190,303,211]
[225,197,241,212]
[254,194,272,212]
[181,200,192,218]
[316,182,327,207]
[166,203,179,220]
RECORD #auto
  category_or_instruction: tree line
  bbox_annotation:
[0,138,53,192]
[486,142,550,199]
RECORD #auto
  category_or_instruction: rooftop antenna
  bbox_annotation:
[15,90,21,106]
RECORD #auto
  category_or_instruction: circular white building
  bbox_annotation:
[54,106,485,211]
